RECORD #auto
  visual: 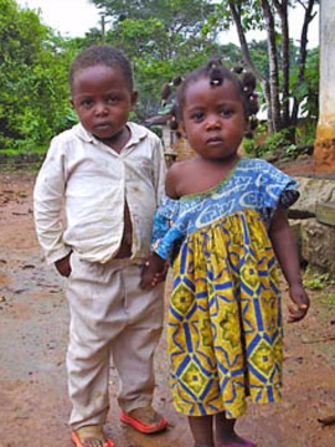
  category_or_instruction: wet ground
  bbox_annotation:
[1,171,335,447]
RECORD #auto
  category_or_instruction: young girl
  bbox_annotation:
[143,60,310,447]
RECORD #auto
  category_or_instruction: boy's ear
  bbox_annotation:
[131,91,138,109]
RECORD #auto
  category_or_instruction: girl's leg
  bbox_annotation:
[214,412,256,446]
[188,415,214,447]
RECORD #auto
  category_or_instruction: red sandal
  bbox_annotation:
[120,406,168,434]
[71,425,115,447]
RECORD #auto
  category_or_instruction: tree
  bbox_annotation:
[88,0,223,118]
[216,0,318,138]
[0,0,77,150]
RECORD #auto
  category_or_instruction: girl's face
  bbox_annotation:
[180,78,247,161]
[71,64,137,148]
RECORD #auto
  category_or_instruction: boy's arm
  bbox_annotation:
[152,137,167,202]
[269,205,309,322]
[33,139,70,265]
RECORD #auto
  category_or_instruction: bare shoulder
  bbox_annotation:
[166,160,194,198]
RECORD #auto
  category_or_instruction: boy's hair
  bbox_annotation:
[174,59,259,136]
[69,45,134,91]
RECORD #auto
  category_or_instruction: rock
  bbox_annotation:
[300,218,335,274]
[289,177,335,218]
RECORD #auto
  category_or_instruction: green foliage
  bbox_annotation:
[0,0,320,161]
[0,0,79,152]
[242,138,256,155]
[304,266,335,290]
[262,129,291,152]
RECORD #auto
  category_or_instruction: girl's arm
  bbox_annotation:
[269,205,310,323]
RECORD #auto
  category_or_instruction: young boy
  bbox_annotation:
[33,45,167,447]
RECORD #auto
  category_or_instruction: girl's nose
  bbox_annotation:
[205,114,221,129]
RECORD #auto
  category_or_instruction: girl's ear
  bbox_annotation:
[180,121,187,138]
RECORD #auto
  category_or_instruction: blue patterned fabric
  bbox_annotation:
[151,158,299,262]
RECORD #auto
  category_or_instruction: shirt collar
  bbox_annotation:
[73,122,148,149]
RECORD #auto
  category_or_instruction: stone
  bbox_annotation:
[288,177,335,219]
[300,218,335,274]
[316,201,335,227]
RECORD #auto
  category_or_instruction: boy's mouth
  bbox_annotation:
[94,122,113,131]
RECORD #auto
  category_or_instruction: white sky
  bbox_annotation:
[16,0,319,48]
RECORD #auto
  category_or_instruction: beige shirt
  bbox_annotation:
[34,122,166,264]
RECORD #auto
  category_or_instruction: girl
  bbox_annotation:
[144,60,309,447]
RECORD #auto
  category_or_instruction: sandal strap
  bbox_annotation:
[75,424,104,439]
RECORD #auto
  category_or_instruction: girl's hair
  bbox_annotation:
[69,45,134,91]
[174,59,259,136]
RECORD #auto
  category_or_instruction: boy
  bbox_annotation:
[34,45,167,447]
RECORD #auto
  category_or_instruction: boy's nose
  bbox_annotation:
[94,103,108,116]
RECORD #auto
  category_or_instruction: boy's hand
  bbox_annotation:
[140,253,167,290]
[287,283,310,323]
[55,252,72,277]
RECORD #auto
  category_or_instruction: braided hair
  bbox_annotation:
[173,59,259,137]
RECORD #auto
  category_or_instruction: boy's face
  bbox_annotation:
[71,64,137,149]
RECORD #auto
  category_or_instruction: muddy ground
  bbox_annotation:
[1,170,335,447]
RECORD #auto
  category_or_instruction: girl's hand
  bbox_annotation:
[140,253,167,290]
[287,283,310,323]
[55,252,72,277]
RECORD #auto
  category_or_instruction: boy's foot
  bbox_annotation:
[71,425,115,447]
[120,405,168,434]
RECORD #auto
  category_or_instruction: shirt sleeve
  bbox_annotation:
[151,195,184,262]
[258,161,300,221]
[33,137,71,264]
[152,136,167,205]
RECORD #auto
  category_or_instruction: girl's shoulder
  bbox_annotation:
[166,159,195,198]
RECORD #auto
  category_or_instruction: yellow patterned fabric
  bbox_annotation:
[168,209,283,418]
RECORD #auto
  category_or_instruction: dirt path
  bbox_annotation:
[1,171,335,447]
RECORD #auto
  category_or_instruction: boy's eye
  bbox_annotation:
[80,99,93,108]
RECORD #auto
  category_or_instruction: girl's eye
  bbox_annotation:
[191,111,204,121]
[107,96,120,104]
[220,108,233,117]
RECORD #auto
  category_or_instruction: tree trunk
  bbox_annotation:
[291,0,317,129]
[228,0,273,130]
[261,0,282,131]
[274,0,290,131]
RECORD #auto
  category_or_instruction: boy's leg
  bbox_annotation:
[110,264,166,429]
[66,253,128,430]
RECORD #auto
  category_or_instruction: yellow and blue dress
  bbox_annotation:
[151,158,299,418]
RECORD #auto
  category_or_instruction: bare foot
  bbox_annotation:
[214,413,256,446]
[216,435,256,447]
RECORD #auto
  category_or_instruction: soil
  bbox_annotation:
[1,168,335,447]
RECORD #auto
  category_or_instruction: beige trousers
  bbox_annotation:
[65,252,164,429]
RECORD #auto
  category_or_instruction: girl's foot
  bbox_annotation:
[215,413,256,446]
[216,435,256,447]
